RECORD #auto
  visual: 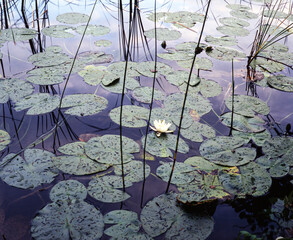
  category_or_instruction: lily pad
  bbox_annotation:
[156,162,196,185]
[267,75,293,92]
[0,78,34,103]
[0,130,10,151]
[49,180,87,202]
[205,35,237,46]
[226,4,250,11]
[14,93,60,115]
[181,121,216,142]
[251,58,285,73]
[219,162,272,197]
[26,74,65,85]
[141,132,189,158]
[56,12,90,24]
[206,46,246,61]
[102,76,140,93]
[107,62,140,78]
[0,149,58,189]
[221,112,266,133]
[158,50,193,61]
[87,175,132,203]
[61,94,108,116]
[141,193,214,239]
[132,87,165,103]
[219,17,250,28]
[199,136,256,166]
[232,129,271,146]
[230,9,258,20]
[77,51,113,65]
[144,28,182,41]
[175,42,207,53]
[95,39,112,47]
[177,57,213,71]
[185,78,222,98]
[225,95,270,117]
[114,160,151,183]
[256,155,289,178]
[42,25,75,38]
[109,105,149,128]
[216,25,250,37]
[165,71,200,87]
[136,61,173,77]
[75,24,110,36]
[0,28,37,41]
[184,156,223,172]
[104,210,140,237]
[31,200,104,240]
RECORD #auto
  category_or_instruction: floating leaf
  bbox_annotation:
[230,9,258,20]
[251,58,285,73]
[109,105,149,128]
[177,58,213,71]
[95,39,112,47]
[225,95,270,117]
[232,129,271,146]
[132,87,165,103]
[184,156,223,172]
[0,130,10,151]
[49,180,87,202]
[216,25,249,37]
[136,61,173,77]
[206,46,246,61]
[75,24,110,36]
[42,25,75,38]
[61,94,108,116]
[181,121,216,142]
[26,74,65,85]
[158,50,193,61]
[0,78,34,104]
[0,28,37,41]
[104,210,140,237]
[221,112,266,133]
[142,132,189,158]
[256,155,289,178]
[31,200,104,240]
[200,136,256,166]
[267,75,293,92]
[226,4,250,11]
[102,76,140,93]
[114,160,151,183]
[219,162,272,197]
[156,162,196,185]
[141,193,213,239]
[14,93,59,115]
[205,35,237,46]
[183,78,222,98]
[77,51,113,65]
[0,149,58,189]
[85,135,139,164]
[144,28,182,41]
[219,17,250,28]
[175,41,207,53]
[165,71,200,86]
[107,62,140,78]
[56,12,90,24]
[87,175,132,203]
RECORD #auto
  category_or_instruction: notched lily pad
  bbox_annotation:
[0,149,58,189]
[132,87,165,103]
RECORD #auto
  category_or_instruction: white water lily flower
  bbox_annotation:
[150,119,174,137]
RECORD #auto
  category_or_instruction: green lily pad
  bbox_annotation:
[77,51,113,65]
[102,76,140,93]
[144,28,182,41]
[177,57,213,71]
[26,74,65,85]
[42,25,75,38]
[165,11,204,27]
[31,200,104,240]
[251,58,285,73]
[0,130,10,151]
[14,93,60,115]
[95,39,112,47]
[158,50,193,61]
[114,160,151,183]
[0,28,37,41]
[200,136,256,166]
[184,156,223,172]
[256,155,289,178]
[219,162,272,197]
[181,121,216,142]
[141,193,214,239]
[165,71,200,87]
[232,129,271,146]
[75,24,110,36]
[132,86,165,103]
[230,9,258,20]
[109,105,149,128]
[216,25,250,37]
[221,112,266,133]
[136,61,173,77]
[0,78,34,103]
[49,180,87,202]
[0,149,58,189]
[104,210,140,237]
[87,175,132,203]
[85,135,139,164]
[156,162,195,185]
[267,75,293,92]
[263,9,288,19]
[61,94,108,116]
[225,95,270,117]
[56,12,90,24]
[206,46,246,61]
[226,4,250,11]
[142,132,189,158]
[219,17,250,28]
[205,35,237,46]
[175,41,207,53]
[107,62,140,78]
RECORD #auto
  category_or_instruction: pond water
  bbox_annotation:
[0,0,293,239]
